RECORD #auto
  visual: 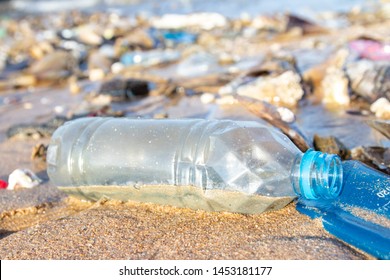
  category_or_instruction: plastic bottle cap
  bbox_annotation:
[299,149,343,200]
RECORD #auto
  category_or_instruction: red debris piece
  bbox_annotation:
[0,179,8,189]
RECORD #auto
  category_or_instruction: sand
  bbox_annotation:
[1,14,389,260]
[0,92,376,260]
[0,196,372,260]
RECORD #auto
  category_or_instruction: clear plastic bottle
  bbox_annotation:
[46,117,343,214]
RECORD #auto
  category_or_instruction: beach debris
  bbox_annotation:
[303,49,350,106]
[370,97,390,119]
[27,50,78,81]
[285,14,329,35]
[120,49,181,67]
[98,78,150,102]
[87,50,113,81]
[346,60,390,104]
[7,169,42,190]
[31,143,48,161]
[233,70,304,108]
[148,28,197,47]
[119,28,156,50]
[150,13,227,30]
[0,180,8,189]
[366,119,390,139]
[220,56,305,108]
[175,52,222,78]
[7,116,67,139]
[351,146,390,174]
[0,74,37,90]
[313,134,350,159]
[236,95,310,152]
[349,39,390,61]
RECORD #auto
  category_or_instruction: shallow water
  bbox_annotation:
[3,0,370,17]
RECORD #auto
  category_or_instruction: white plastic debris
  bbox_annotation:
[151,13,227,30]
[7,169,42,190]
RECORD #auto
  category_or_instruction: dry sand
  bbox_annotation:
[0,192,372,260]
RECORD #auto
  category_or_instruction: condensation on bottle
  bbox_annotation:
[47,117,343,214]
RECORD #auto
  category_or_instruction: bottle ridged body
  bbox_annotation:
[47,117,343,213]
[47,118,301,196]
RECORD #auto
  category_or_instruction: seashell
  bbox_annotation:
[7,169,42,190]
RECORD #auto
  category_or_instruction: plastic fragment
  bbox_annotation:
[7,169,42,190]
[0,179,8,189]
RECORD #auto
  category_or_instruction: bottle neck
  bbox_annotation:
[291,149,343,200]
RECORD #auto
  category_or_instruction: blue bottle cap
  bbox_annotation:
[299,149,343,200]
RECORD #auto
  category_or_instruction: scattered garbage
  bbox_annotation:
[7,169,42,190]
[1,0,390,260]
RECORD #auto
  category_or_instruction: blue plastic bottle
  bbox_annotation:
[297,160,390,259]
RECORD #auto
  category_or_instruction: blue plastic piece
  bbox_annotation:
[148,28,197,47]
[322,210,390,260]
[340,161,390,216]
[297,160,390,259]
[162,30,197,44]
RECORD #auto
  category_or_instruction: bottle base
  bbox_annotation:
[59,184,295,214]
